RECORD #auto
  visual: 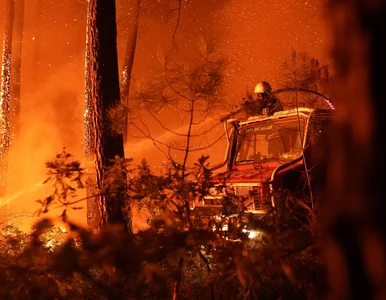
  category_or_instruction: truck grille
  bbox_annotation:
[234,186,251,196]
[251,186,272,212]
[235,185,272,213]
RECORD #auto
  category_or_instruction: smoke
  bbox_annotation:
[0,0,329,231]
[1,61,86,231]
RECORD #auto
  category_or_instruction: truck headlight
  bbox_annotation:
[242,228,263,240]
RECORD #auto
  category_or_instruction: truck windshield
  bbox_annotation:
[236,119,305,164]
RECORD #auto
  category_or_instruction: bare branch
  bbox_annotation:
[172,0,182,45]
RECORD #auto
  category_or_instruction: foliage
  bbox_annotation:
[278,50,334,109]
[149,38,226,113]
[0,151,329,299]
[120,39,229,167]
[0,224,28,257]
[36,149,84,218]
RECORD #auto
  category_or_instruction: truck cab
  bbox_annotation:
[193,106,332,217]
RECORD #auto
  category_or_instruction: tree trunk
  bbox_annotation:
[10,0,25,146]
[84,0,99,230]
[0,0,15,197]
[321,0,386,299]
[30,0,43,86]
[85,0,132,232]
[120,0,141,143]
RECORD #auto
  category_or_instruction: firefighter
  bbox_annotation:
[244,81,283,116]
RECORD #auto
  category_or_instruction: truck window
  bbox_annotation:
[236,119,305,164]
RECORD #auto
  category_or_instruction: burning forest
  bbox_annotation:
[0,0,385,299]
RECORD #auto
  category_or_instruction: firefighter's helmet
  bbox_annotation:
[254,81,272,94]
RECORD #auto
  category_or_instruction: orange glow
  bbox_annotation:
[0,0,329,231]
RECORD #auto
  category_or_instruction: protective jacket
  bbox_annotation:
[243,95,283,116]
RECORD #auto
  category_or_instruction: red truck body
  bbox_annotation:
[193,107,332,217]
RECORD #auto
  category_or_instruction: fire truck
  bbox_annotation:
[192,89,334,219]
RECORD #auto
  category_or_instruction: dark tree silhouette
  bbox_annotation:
[30,0,43,86]
[127,40,227,168]
[321,0,386,299]
[84,0,132,232]
[278,50,334,109]
[0,0,15,197]
[10,0,25,145]
[120,0,141,143]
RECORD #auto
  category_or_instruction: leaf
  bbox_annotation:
[55,279,68,297]
[281,262,296,285]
